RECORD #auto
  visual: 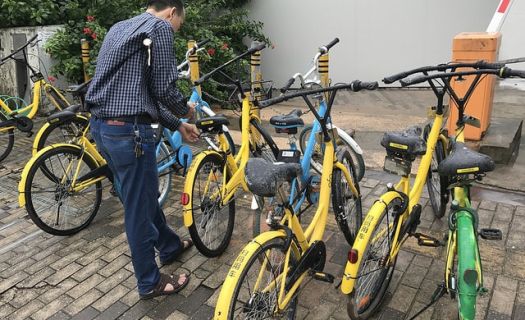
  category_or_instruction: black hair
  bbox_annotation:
[147,0,184,15]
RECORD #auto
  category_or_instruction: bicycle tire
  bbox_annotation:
[347,197,403,319]
[0,113,15,162]
[299,124,365,180]
[215,236,299,319]
[24,145,102,235]
[332,147,363,246]
[157,141,172,207]
[34,115,89,153]
[249,118,278,237]
[188,152,235,257]
[425,128,449,218]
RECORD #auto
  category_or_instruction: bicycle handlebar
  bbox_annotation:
[382,60,509,84]
[320,37,339,54]
[0,34,39,64]
[399,67,525,87]
[194,43,266,86]
[259,80,377,108]
[280,77,296,93]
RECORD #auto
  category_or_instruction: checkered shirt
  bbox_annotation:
[86,12,187,130]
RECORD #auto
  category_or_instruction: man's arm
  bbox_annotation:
[150,22,189,118]
[158,104,181,131]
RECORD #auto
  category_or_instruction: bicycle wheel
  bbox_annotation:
[217,236,300,319]
[332,147,362,246]
[347,197,402,319]
[249,118,278,237]
[299,125,365,180]
[0,113,15,162]
[23,145,102,235]
[34,115,89,153]
[157,141,172,207]
[188,152,235,257]
[426,138,449,218]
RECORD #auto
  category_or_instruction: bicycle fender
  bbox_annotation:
[214,230,287,320]
[341,191,403,294]
[32,122,51,156]
[18,143,84,207]
[333,125,363,154]
[183,150,222,227]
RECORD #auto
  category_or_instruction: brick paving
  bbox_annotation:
[1,111,525,320]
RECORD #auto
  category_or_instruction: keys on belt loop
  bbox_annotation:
[133,122,143,158]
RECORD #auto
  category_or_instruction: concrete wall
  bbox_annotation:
[0,25,65,108]
[246,0,498,87]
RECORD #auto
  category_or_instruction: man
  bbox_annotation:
[86,0,199,299]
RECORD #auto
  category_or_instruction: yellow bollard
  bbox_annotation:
[319,53,330,99]
[81,39,91,82]
[250,47,263,118]
[188,40,201,96]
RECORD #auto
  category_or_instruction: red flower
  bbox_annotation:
[91,33,97,40]
[83,27,92,35]
[271,44,276,49]
[221,42,229,50]
[47,76,57,83]
[86,15,95,22]
[207,48,216,56]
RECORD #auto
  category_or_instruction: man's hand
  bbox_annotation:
[178,122,199,143]
[183,102,196,120]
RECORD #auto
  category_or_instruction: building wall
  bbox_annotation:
[247,0,498,87]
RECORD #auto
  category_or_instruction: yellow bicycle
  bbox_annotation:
[0,35,75,162]
[181,43,282,257]
[341,61,525,319]
[213,81,377,319]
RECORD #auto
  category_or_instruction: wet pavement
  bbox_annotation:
[0,87,524,320]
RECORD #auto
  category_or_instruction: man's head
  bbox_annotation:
[146,0,185,31]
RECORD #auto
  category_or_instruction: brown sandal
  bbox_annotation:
[139,273,190,300]
[160,239,194,266]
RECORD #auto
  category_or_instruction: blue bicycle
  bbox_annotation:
[252,39,367,245]
[156,40,236,206]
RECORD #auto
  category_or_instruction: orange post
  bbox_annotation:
[448,32,501,140]
[81,39,91,81]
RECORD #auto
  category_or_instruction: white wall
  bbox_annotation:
[498,0,525,89]
[247,0,498,87]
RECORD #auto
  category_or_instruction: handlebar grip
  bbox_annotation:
[320,38,340,53]
[280,77,296,93]
[501,67,525,79]
[383,71,412,84]
[475,60,504,70]
[196,39,211,48]
[350,80,378,92]
[399,75,428,87]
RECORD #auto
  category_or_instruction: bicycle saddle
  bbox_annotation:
[196,116,229,133]
[438,142,494,176]
[245,158,302,197]
[381,126,427,159]
[270,109,305,127]
[67,79,92,97]
[47,104,82,123]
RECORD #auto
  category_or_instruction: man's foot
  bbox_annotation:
[160,239,193,266]
[139,273,190,300]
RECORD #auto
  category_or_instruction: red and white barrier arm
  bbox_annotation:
[487,0,514,32]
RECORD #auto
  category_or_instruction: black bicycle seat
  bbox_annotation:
[196,116,229,133]
[270,109,305,128]
[67,79,92,97]
[47,104,81,123]
[438,142,494,176]
[381,126,427,158]
[245,158,302,197]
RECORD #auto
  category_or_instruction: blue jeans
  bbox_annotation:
[90,117,182,295]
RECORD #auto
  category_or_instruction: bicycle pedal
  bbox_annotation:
[479,228,502,240]
[310,271,334,284]
[415,233,443,247]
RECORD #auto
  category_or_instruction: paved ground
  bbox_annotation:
[1,87,525,320]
